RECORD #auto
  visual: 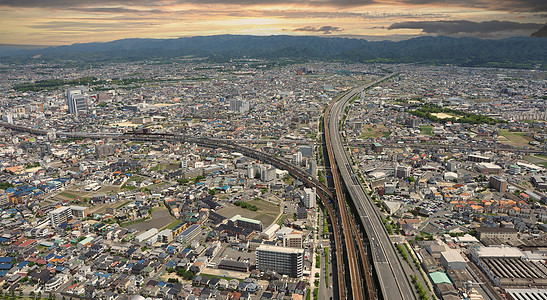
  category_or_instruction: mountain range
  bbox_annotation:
[1,35,546,68]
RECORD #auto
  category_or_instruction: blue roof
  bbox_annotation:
[0,257,14,263]
[55,266,67,272]
[17,262,29,269]
[0,263,13,270]
[157,281,166,287]
[45,253,55,260]
[0,271,7,277]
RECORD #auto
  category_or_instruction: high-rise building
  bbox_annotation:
[50,206,72,228]
[302,187,316,208]
[405,118,419,128]
[66,87,88,116]
[247,165,255,178]
[395,165,411,179]
[261,165,276,182]
[307,159,317,178]
[229,98,249,113]
[489,176,507,192]
[447,160,458,172]
[256,244,304,277]
[292,151,303,166]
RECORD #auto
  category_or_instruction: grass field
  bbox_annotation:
[161,219,181,231]
[497,130,535,148]
[420,125,433,136]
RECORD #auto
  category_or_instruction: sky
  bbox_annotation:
[0,0,545,46]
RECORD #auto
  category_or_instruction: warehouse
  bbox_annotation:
[440,251,467,270]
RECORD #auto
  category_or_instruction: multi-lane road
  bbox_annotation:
[326,74,416,300]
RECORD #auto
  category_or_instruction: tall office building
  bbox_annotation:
[50,206,72,228]
[256,244,304,277]
[229,98,250,113]
[66,87,88,116]
[302,187,316,208]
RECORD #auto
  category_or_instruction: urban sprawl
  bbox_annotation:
[0,60,546,300]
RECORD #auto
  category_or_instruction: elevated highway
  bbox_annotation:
[325,74,417,300]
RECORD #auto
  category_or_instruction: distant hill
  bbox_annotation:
[1,35,546,69]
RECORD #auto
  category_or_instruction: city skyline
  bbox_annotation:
[0,0,546,46]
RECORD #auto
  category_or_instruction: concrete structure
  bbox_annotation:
[477,227,518,241]
[508,164,521,175]
[217,259,249,273]
[292,151,303,166]
[476,162,502,174]
[283,233,303,248]
[178,224,201,243]
[302,187,316,209]
[468,154,491,163]
[299,145,313,157]
[158,229,173,243]
[50,206,72,228]
[70,205,89,219]
[395,165,411,179]
[256,244,304,277]
[230,214,263,231]
[489,176,507,192]
[261,223,280,240]
[66,87,88,116]
[440,251,467,270]
[229,98,249,113]
[261,165,276,182]
[135,228,158,243]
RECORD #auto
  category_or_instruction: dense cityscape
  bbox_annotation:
[0,59,545,300]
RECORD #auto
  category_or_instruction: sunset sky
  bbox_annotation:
[0,0,545,46]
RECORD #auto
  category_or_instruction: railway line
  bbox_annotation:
[326,74,416,300]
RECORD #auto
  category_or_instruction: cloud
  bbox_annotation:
[293,25,343,34]
[387,20,544,35]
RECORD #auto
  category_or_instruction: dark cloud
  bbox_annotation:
[531,24,547,37]
[293,25,343,34]
[1,0,547,12]
[387,20,544,35]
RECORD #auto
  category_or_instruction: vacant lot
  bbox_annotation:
[216,198,281,227]
[359,124,390,139]
[497,130,535,148]
[123,208,174,232]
